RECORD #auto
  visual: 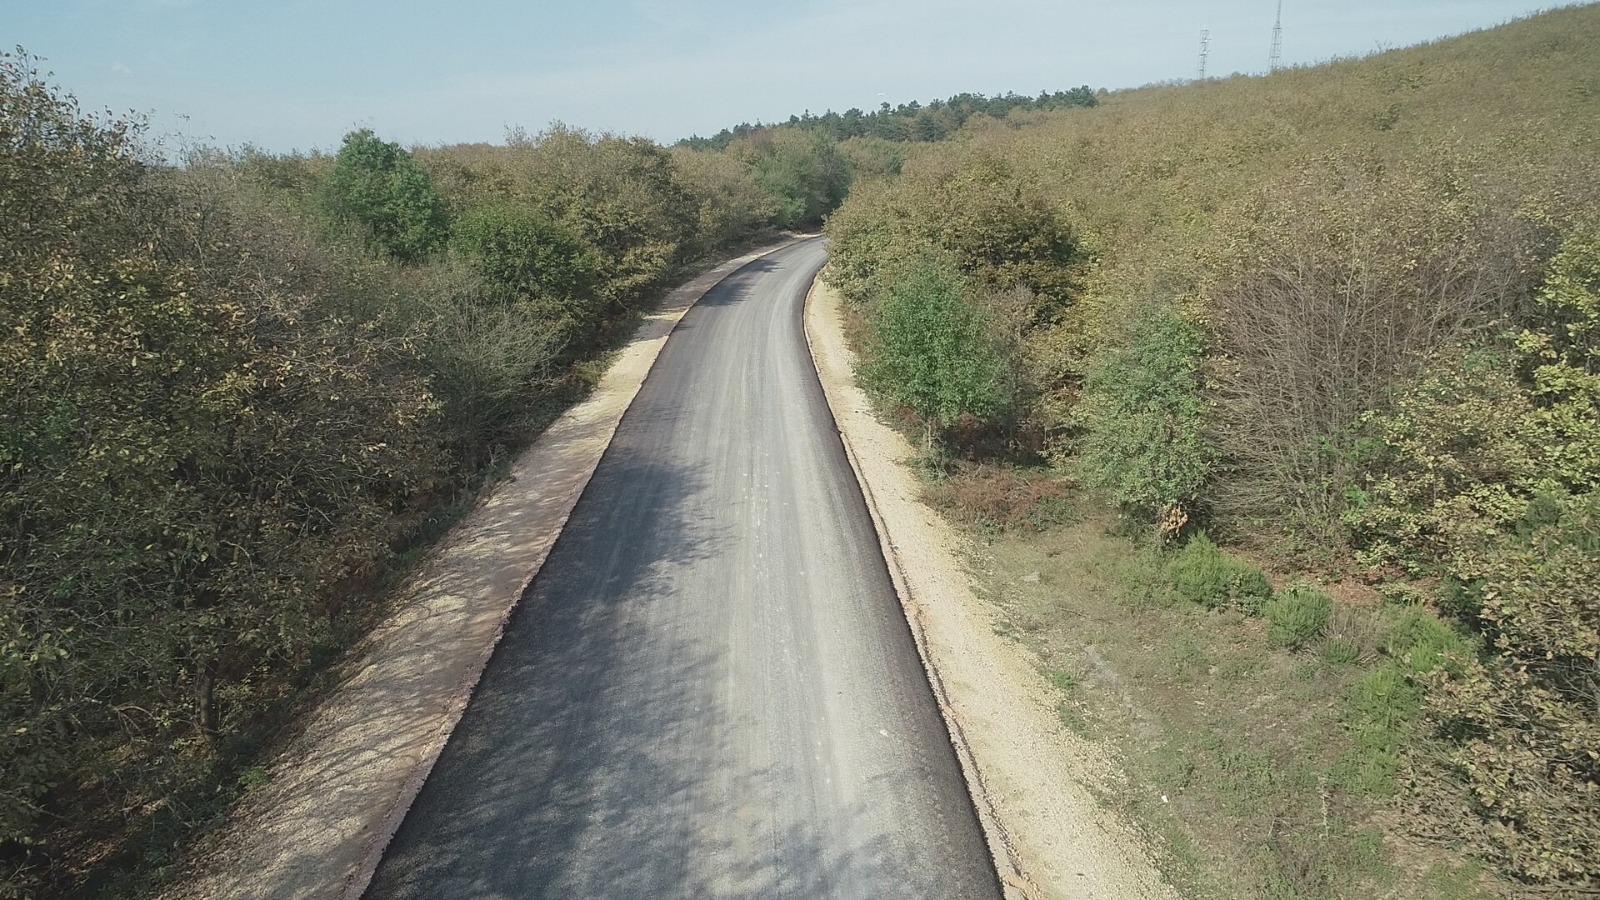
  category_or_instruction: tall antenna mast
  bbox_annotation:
[1198,28,1211,80]
[1268,0,1284,71]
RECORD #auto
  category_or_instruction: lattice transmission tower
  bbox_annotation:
[1198,28,1211,80]
[1268,0,1284,71]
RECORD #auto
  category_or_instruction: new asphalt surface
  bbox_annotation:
[365,239,1000,899]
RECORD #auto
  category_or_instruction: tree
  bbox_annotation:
[505,125,698,310]
[325,129,449,262]
[862,258,1014,450]
[745,129,851,230]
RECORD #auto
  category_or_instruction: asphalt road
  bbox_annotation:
[365,239,1000,900]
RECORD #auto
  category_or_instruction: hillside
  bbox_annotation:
[825,5,1599,897]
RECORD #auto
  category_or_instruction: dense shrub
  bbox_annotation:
[1420,492,1600,885]
[1207,157,1535,553]
[1330,196,1600,893]
[820,5,1600,891]
[1075,302,1209,538]
[1265,585,1333,650]
[0,61,452,894]
[324,129,449,262]
[1165,533,1273,613]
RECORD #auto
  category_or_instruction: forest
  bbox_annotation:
[675,86,1099,150]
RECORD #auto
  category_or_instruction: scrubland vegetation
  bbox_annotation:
[829,6,1599,896]
[4,3,1596,897]
[0,48,870,895]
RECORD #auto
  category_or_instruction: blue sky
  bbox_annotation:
[4,0,1586,153]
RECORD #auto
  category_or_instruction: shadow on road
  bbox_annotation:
[365,442,911,897]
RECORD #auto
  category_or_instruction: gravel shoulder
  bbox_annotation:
[803,276,1180,900]
[159,238,804,900]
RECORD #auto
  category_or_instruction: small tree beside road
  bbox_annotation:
[863,258,1014,451]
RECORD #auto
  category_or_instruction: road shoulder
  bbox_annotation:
[802,275,1179,900]
[160,238,805,900]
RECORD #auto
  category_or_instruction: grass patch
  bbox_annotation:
[951,484,1499,899]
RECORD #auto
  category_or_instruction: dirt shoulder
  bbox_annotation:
[803,276,1178,900]
[159,238,805,900]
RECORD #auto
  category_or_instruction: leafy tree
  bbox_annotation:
[824,150,1082,313]
[862,258,1014,450]
[745,129,851,230]
[325,128,449,262]
[2,60,445,895]
[505,125,699,310]
[668,146,776,254]
[838,136,903,181]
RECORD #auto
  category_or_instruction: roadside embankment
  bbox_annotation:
[803,276,1178,900]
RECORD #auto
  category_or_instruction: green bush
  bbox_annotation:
[451,205,595,300]
[1076,302,1210,538]
[1166,533,1273,613]
[409,265,568,468]
[862,257,1017,450]
[450,205,602,349]
[325,129,449,262]
[1265,584,1334,650]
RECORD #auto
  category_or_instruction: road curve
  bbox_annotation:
[365,239,1000,899]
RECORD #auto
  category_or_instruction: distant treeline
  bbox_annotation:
[677,87,1100,150]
